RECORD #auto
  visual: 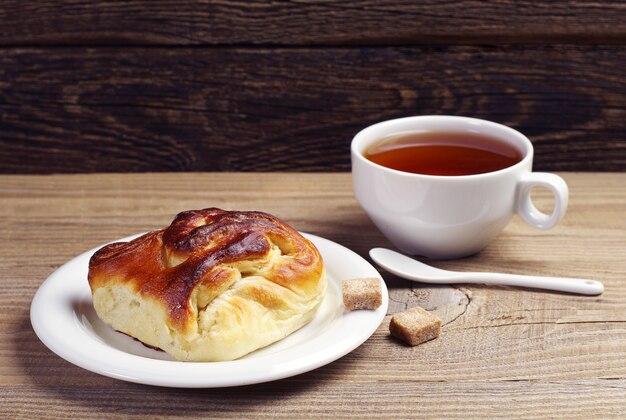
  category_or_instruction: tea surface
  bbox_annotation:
[365,131,523,176]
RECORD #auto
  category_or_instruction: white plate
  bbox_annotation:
[30,232,388,388]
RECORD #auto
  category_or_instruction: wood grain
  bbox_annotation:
[0,1,625,46]
[2,382,625,419]
[1,173,625,418]
[1,46,625,174]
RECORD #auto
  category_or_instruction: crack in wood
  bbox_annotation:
[457,319,626,331]
[442,287,472,327]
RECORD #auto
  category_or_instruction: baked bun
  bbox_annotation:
[88,208,327,362]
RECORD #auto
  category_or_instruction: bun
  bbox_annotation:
[88,208,327,361]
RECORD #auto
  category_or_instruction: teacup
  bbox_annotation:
[351,116,568,259]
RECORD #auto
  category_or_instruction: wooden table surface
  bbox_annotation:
[2,172,625,418]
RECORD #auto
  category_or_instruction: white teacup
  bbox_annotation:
[351,116,569,259]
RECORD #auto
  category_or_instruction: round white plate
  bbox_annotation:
[30,232,388,388]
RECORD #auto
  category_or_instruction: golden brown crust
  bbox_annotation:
[88,208,324,334]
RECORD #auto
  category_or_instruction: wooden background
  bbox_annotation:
[1,1,625,173]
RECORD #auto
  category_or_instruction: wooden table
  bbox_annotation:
[2,173,625,418]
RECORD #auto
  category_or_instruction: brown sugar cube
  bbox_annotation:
[342,278,382,311]
[389,306,441,346]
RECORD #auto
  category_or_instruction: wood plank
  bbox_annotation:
[2,381,626,419]
[1,173,625,417]
[1,47,625,174]
[0,1,625,46]
[1,173,626,417]
[1,175,625,364]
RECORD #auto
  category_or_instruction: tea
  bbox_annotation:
[364,131,523,176]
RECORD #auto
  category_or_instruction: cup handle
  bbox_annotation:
[516,173,569,229]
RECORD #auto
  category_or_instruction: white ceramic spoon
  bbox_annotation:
[369,248,604,295]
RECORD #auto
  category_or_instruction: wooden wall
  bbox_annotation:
[1,1,625,173]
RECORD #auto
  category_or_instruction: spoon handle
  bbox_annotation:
[461,272,604,295]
